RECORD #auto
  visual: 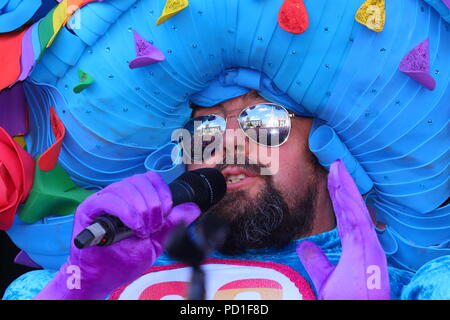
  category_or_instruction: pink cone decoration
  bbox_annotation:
[399,38,436,91]
[129,30,165,69]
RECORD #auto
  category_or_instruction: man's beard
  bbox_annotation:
[197,164,317,255]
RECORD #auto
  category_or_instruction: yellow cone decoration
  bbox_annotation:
[156,0,189,26]
[355,0,386,33]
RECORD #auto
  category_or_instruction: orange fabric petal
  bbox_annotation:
[38,107,66,171]
[0,161,19,212]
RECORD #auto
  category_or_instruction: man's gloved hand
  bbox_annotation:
[34,171,201,300]
[296,160,390,300]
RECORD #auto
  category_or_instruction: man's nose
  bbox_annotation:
[225,115,240,130]
[222,116,248,157]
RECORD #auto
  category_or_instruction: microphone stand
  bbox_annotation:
[188,265,206,300]
[165,214,228,300]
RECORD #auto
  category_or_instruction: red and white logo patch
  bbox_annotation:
[110,259,316,300]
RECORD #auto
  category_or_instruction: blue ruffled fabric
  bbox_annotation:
[423,0,450,23]
[4,228,419,300]
[19,0,449,273]
[189,68,313,117]
[0,0,42,33]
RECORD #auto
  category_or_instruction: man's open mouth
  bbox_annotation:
[221,167,259,189]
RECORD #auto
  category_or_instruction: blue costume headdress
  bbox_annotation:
[2,0,449,272]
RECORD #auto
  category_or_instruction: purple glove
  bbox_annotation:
[34,171,201,300]
[296,160,390,300]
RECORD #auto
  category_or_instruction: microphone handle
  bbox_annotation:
[74,215,135,248]
[74,180,196,249]
[74,167,227,249]
[100,215,135,246]
[105,181,195,245]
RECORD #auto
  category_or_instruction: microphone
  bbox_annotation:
[165,214,229,267]
[164,208,229,300]
[74,168,227,249]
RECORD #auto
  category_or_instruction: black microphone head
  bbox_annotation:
[177,168,226,212]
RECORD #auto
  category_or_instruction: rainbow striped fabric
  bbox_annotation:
[0,0,101,90]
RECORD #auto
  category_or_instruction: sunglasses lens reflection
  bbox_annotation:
[181,104,291,161]
[239,104,291,146]
[182,115,225,161]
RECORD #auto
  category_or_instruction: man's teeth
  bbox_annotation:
[227,174,247,184]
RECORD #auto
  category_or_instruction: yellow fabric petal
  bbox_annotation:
[355,0,386,33]
[156,0,189,26]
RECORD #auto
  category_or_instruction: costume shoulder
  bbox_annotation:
[2,270,56,300]
[401,255,450,300]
